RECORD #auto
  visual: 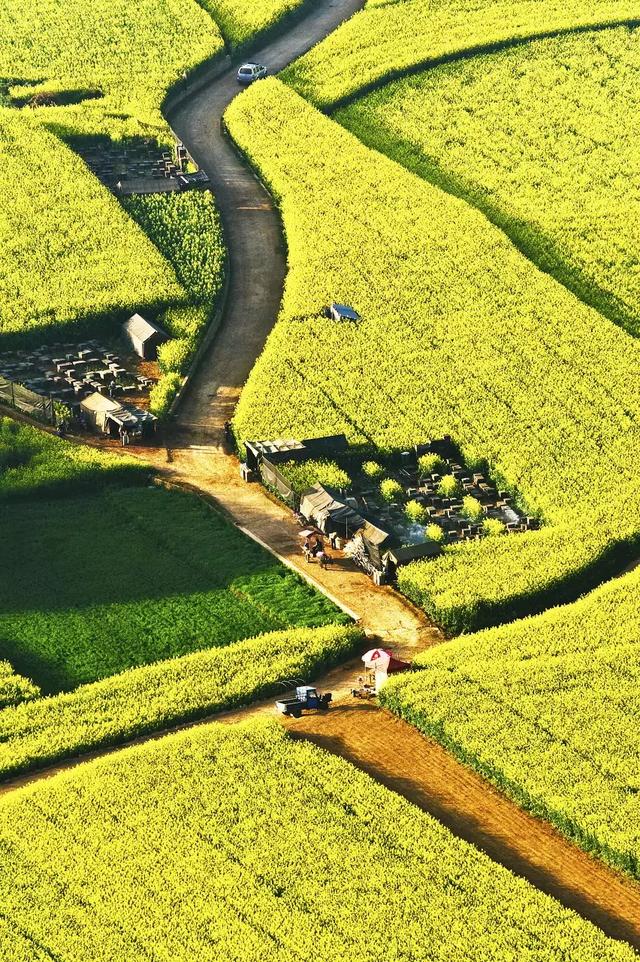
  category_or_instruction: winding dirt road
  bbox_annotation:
[168,0,364,442]
[158,13,640,946]
[286,702,640,951]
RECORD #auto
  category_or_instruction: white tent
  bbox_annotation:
[80,393,127,433]
[361,648,411,692]
[80,392,155,436]
[362,648,392,671]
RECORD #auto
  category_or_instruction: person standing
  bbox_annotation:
[303,537,313,563]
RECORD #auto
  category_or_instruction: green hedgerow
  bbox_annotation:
[157,338,193,376]
[149,372,182,418]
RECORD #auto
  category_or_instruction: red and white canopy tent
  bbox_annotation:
[361,648,410,691]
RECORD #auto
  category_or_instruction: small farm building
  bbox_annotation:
[328,303,360,322]
[299,483,365,535]
[357,521,397,570]
[80,392,157,437]
[122,314,169,360]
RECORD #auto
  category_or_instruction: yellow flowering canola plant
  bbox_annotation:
[225,78,640,630]
[0,662,39,711]
[0,0,222,126]
[337,27,640,337]
[281,0,640,109]
[0,720,635,961]
[0,0,300,401]
[381,565,640,880]
[199,0,308,49]
[0,114,186,341]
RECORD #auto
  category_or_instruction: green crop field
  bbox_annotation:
[226,78,640,629]
[0,484,345,692]
[0,721,634,961]
[5,0,640,953]
[382,566,640,879]
[338,27,640,337]
[0,417,146,500]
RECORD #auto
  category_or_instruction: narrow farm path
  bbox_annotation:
[167,0,365,442]
[284,701,640,951]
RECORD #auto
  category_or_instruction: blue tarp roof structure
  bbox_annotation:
[330,303,360,321]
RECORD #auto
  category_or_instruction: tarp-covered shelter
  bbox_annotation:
[177,170,210,190]
[361,648,411,692]
[329,303,360,322]
[245,438,305,473]
[299,483,365,535]
[357,521,397,570]
[122,314,169,360]
[245,435,348,473]
[384,542,442,566]
[80,392,156,437]
[260,457,295,505]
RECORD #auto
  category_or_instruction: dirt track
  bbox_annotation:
[168,0,364,443]
[285,700,640,950]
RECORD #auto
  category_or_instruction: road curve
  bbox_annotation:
[168,0,364,442]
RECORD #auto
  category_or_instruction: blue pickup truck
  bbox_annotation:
[275,686,332,719]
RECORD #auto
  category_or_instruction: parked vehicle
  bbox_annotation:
[275,685,332,718]
[237,63,268,85]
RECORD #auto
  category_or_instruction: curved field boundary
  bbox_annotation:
[337,75,640,340]
[281,1,640,109]
[286,702,640,951]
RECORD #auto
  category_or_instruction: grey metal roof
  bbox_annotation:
[122,313,168,343]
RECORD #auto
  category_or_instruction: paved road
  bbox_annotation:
[168,0,364,442]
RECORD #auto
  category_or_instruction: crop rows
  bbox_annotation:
[281,0,640,109]
[1,484,344,692]
[199,0,307,49]
[0,720,634,961]
[382,565,640,878]
[226,79,640,628]
[338,27,640,337]
[0,114,187,344]
[0,624,360,780]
